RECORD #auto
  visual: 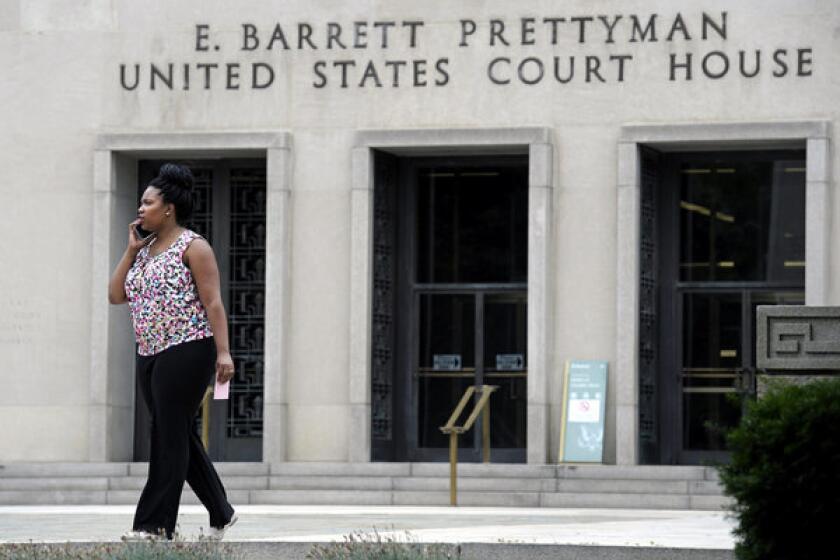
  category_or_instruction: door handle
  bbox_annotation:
[735,367,757,393]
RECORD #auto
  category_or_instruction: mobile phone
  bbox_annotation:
[134,224,155,244]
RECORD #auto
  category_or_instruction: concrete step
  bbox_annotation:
[268,476,394,491]
[0,462,720,480]
[0,476,269,492]
[0,477,109,491]
[0,487,731,510]
[555,478,691,495]
[411,463,557,478]
[246,490,729,510]
[689,495,734,510]
[0,491,109,505]
[270,462,411,477]
[689,480,725,495]
[128,462,269,476]
[392,490,541,507]
[541,492,692,509]
[558,465,714,481]
[393,476,554,493]
[0,475,723,496]
[542,491,731,510]
[107,475,269,491]
[105,489,252,506]
[0,462,728,510]
[0,463,129,477]
[251,490,393,506]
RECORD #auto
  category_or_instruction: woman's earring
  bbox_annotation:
[166,212,171,216]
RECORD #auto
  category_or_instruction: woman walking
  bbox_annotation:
[108,163,238,541]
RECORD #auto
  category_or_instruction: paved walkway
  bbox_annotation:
[0,505,735,549]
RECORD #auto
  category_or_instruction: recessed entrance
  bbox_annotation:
[133,159,266,462]
[371,154,528,462]
[643,149,806,464]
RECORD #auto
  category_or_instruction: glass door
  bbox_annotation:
[403,157,528,462]
[679,290,803,463]
[660,150,806,464]
[415,291,527,461]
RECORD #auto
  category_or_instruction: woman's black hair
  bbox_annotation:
[148,163,195,225]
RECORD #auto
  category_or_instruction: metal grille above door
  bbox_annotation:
[133,160,266,462]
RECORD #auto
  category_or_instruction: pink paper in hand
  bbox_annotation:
[214,379,230,400]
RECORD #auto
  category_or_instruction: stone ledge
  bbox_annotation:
[353,127,552,152]
[0,542,735,560]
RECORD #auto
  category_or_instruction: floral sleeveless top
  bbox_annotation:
[125,229,213,356]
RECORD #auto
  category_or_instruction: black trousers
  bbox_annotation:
[133,337,234,538]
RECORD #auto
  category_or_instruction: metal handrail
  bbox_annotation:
[200,387,212,451]
[439,384,498,506]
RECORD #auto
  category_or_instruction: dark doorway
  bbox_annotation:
[371,154,528,463]
[648,150,806,464]
[133,159,266,462]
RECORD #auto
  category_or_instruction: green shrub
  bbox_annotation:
[718,376,840,560]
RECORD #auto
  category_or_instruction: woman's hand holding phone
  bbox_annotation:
[128,220,155,255]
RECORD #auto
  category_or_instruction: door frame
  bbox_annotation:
[657,149,807,464]
[616,121,831,465]
[666,287,804,464]
[89,132,291,463]
[132,158,267,462]
[397,155,529,463]
[352,128,555,464]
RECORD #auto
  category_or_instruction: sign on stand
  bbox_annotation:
[558,360,608,463]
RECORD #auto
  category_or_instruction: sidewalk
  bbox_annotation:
[0,504,736,557]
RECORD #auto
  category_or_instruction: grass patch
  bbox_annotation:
[307,529,460,559]
[0,540,239,559]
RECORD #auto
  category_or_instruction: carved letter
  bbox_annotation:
[570,16,593,43]
[702,51,729,79]
[598,15,622,44]
[195,24,210,51]
[797,49,813,76]
[702,12,727,40]
[669,53,692,80]
[267,24,290,50]
[490,19,509,46]
[120,64,140,90]
[488,57,511,84]
[252,62,274,89]
[242,23,259,51]
[630,14,657,42]
[312,61,327,88]
[359,60,382,87]
[772,49,789,77]
[666,13,691,41]
[518,57,544,85]
[150,63,174,90]
[459,19,477,47]
[739,50,761,78]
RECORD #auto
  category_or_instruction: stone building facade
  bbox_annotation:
[0,0,837,467]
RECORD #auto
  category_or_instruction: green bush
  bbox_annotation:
[718,376,840,560]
